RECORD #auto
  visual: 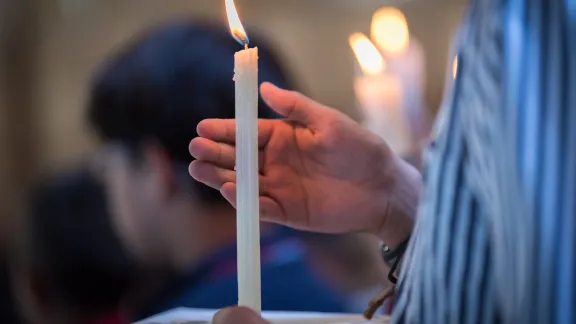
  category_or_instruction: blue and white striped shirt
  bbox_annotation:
[392,0,576,323]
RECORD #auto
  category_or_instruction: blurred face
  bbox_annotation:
[94,144,202,269]
[95,145,170,265]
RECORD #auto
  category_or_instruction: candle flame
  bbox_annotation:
[225,0,249,45]
[371,7,409,56]
[452,55,458,79]
[348,33,386,74]
[349,33,385,75]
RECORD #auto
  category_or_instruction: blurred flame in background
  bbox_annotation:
[371,7,410,56]
[452,55,458,78]
[348,33,385,75]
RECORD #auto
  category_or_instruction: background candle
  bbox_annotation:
[226,0,261,313]
[354,74,410,155]
[349,33,412,156]
[371,7,430,153]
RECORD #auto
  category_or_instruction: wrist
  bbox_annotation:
[371,156,421,249]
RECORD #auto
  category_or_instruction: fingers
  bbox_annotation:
[260,82,332,128]
[220,182,236,206]
[260,196,286,224]
[220,183,284,223]
[188,161,235,189]
[197,119,274,146]
[213,307,270,324]
[189,138,266,171]
[190,162,269,194]
[196,83,333,143]
[189,137,236,169]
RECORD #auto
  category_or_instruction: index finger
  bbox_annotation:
[197,118,275,147]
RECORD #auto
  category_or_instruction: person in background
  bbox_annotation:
[87,20,346,320]
[9,167,138,324]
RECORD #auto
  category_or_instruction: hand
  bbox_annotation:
[189,83,420,246]
[213,307,269,324]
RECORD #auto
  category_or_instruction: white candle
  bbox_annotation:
[371,7,430,151]
[349,33,412,156]
[354,74,411,155]
[226,0,261,313]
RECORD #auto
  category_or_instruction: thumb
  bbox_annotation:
[212,307,270,324]
[260,82,330,128]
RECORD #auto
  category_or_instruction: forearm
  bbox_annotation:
[375,156,422,249]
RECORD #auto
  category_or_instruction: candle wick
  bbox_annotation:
[244,42,248,50]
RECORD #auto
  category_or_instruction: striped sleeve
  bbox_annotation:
[392,0,576,323]
[466,0,576,322]
[487,0,576,322]
[391,1,501,323]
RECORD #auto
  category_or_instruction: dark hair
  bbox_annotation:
[20,168,137,316]
[88,20,295,203]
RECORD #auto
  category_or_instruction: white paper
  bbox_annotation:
[135,308,389,324]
